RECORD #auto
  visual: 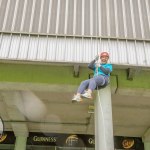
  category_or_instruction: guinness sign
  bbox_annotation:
[0,131,144,150]
[65,135,78,146]
[0,134,7,143]
[27,132,95,147]
[0,131,15,144]
[114,136,144,150]
[122,138,135,149]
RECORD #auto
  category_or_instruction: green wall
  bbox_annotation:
[0,63,150,89]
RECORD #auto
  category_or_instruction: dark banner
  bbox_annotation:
[27,132,95,147]
[0,131,16,144]
[0,131,145,149]
[114,136,144,150]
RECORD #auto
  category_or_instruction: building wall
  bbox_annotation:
[0,34,150,67]
[0,0,150,40]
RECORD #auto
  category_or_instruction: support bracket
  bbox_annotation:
[127,68,136,80]
[73,65,80,77]
[127,67,141,80]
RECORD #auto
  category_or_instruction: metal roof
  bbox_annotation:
[0,0,150,40]
[0,34,150,67]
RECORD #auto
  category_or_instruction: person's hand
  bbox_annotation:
[95,63,100,68]
[94,55,99,61]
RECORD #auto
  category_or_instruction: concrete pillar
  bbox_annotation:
[142,128,150,150]
[143,142,150,150]
[14,136,27,150]
[94,85,114,150]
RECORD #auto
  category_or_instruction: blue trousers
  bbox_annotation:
[77,75,109,94]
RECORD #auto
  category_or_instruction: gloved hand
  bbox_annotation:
[94,55,99,61]
[95,63,101,71]
[95,62,100,68]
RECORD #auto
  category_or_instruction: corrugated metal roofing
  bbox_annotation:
[0,34,150,67]
[0,0,150,40]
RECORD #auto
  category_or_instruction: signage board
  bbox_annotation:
[114,136,144,150]
[0,131,144,150]
[27,132,95,147]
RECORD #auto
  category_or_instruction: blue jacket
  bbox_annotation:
[88,60,113,77]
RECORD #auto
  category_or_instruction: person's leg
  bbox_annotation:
[81,76,106,99]
[88,75,106,91]
[72,79,90,102]
[77,79,90,94]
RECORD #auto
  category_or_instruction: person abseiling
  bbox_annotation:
[72,51,113,103]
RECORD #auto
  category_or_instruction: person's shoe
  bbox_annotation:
[81,91,92,99]
[72,94,82,103]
